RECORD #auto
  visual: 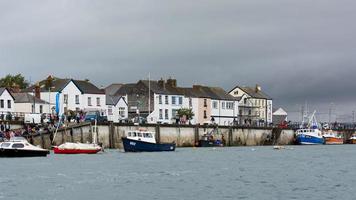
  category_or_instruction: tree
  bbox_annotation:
[0,74,29,89]
[177,108,195,124]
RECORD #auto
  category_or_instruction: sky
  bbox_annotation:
[1,0,356,122]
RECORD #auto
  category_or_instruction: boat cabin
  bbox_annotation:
[127,130,156,144]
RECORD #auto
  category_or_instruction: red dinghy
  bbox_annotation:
[53,143,102,154]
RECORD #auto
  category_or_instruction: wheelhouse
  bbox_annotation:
[127,130,156,144]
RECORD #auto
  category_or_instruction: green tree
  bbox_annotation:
[177,108,195,124]
[0,74,29,89]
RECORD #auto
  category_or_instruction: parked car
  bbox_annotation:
[84,111,108,123]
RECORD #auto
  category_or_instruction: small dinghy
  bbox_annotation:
[53,142,102,154]
[122,129,175,152]
[0,137,50,157]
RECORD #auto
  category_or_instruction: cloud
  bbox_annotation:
[0,0,355,121]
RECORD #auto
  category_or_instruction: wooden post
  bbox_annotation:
[40,132,45,149]
[228,127,233,146]
[70,128,74,142]
[80,127,84,143]
[155,125,161,143]
[194,125,199,146]
[89,124,93,143]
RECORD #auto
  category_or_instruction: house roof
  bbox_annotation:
[24,77,104,94]
[188,85,236,101]
[12,93,48,104]
[105,84,123,96]
[106,95,126,106]
[0,87,15,100]
[230,85,272,100]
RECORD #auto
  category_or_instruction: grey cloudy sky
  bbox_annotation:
[1,0,356,121]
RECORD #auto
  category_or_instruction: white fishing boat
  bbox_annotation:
[0,137,50,157]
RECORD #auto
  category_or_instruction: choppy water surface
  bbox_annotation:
[0,145,355,200]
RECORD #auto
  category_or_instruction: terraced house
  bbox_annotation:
[24,76,106,115]
[114,78,238,125]
[0,88,15,116]
[229,84,272,126]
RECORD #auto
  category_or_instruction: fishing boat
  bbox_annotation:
[295,111,324,145]
[122,129,176,152]
[349,135,356,144]
[323,131,343,145]
[198,128,224,147]
[53,143,102,154]
[0,137,50,157]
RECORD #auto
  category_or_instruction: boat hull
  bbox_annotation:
[53,147,101,154]
[296,134,324,145]
[324,137,343,145]
[198,140,223,147]
[122,137,176,152]
[350,139,356,144]
[0,148,49,157]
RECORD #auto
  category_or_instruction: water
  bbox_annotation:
[0,146,355,200]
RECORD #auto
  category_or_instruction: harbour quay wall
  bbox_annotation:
[31,123,296,149]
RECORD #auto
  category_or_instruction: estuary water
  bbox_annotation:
[0,145,355,200]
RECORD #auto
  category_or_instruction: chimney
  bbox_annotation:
[35,84,41,99]
[255,84,261,92]
[158,78,165,88]
[166,78,177,88]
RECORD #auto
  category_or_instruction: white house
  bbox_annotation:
[229,84,273,126]
[0,88,15,116]
[106,95,128,123]
[25,77,106,115]
[12,93,50,114]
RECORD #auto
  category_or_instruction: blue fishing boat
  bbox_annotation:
[122,129,176,152]
[295,111,324,145]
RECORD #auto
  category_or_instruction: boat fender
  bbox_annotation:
[0,148,4,152]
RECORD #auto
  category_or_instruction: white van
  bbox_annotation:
[24,113,42,124]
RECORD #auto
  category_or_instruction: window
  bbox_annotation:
[212,101,218,109]
[189,98,192,107]
[234,91,238,95]
[159,95,162,104]
[88,97,92,106]
[172,96,176,105]
[0,100,4,108]
[64,94,68,104]
[165,95,169,104]
[172,109,178,118]
[75,95,79,104]
[204,110,207,119]
[226,102,234,110]
[178,97,183,105]
[97,97,101,106]
[7,100,11,109]
[165,109,169,120]
[108,106,113,115]
[222,102,225,109]
[12,143,24,148]
[159,109,163,119]
[244,98,247,105]
[119,107,126,117]
[204,99,207,107]
[39,105,43,114]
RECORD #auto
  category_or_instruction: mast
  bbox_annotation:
[148,73,151,115]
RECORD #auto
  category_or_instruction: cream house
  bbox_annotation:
[0,88,15,117]
[229,85,272,126]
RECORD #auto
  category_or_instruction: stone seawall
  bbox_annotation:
[30,123,296,149]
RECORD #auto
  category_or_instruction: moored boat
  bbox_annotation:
[198,134,224,147]
[53,143,102,154]
[349,135,356,144]
[323,131,343,145]
[0,137,50,157]
[295,111,324,145]
[122,129,175,152]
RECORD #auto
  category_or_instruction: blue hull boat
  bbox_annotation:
[296,134,324,145]
[122,137,176,152]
